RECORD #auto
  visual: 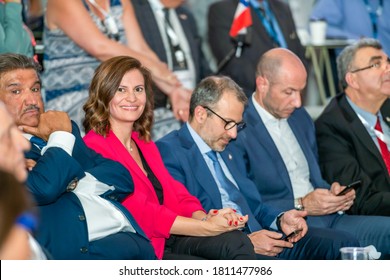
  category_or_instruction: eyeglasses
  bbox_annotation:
[350,57,390,73]
[203,106,246,131]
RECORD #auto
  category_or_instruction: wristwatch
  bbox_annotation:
[294,197,304,211]
[276,212,284,231]
[66,177,79,192]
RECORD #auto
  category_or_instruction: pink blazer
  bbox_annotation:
[83,130,204,259]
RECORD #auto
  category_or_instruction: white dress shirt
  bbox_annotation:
[252,95,314,198]
[24,131,135,241]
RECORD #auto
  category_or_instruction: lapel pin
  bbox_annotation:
[228,154,233,160]
[386,116,390,122]
[179,14,187,20]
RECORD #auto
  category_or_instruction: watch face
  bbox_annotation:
[294,198,303,210]
[66,178,78,192]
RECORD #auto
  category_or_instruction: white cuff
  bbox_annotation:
[41,131,75,156]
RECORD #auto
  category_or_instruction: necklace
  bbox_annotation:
[128,139,134,153]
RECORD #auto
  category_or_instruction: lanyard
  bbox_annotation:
[148,0,179,46]
[148,0,187,69]
[363,0,383,38]
[87,0,119,40]
[253,2,280,47]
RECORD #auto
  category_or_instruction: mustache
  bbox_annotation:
[23,105,40,113]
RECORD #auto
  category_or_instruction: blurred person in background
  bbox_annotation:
[0,0,34,57]
[311,0,390,55]
[208,0,307,97]
[0,102,46,259]
[132,0,212,140]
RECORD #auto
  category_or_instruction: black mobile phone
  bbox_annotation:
[336,180,362,196]
[283,229,303,241]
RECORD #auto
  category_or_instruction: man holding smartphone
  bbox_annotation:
[157,75,359,260]
[316,38,390,216]
[228,47,390,258]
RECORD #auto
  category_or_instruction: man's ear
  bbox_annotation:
[256,75,268,93]
[193,105,207,124]
[345,72,359,89]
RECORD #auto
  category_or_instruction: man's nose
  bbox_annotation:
[227,126,238,140]
[25,91,39,105]
[292,93,302,108]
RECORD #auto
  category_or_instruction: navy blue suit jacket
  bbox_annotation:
[229,99,337,227]
[156,124,281,232]
[25,122,151,259]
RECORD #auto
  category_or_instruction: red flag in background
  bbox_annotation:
[229,0,252,37]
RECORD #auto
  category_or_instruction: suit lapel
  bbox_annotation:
[178,126,223,208]
[268,0,297,42]
[380,99,390,128]
[339,95,386,166]
[288,111,323,185]
[246,101,293,190]
[105,132,154,193]
[176,7,199,78]
[250,6,274,46]
[134,0,167,62]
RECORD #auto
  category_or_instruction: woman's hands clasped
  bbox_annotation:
[202,208,248,236]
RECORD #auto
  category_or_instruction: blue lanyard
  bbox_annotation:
[364,0,383,38]
[253,1,280,46]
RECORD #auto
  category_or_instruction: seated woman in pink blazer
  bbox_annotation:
[82,56,255,260]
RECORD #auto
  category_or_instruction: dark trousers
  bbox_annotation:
[279,227,359,260]
[163,230,256,260]
[88,232,157,260]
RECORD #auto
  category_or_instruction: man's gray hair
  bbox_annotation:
[189,76,247,121]
[0,53,41,78]
[337,38,382,90]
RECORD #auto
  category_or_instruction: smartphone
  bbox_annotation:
[283,229,303,241]
[336,180,362,196]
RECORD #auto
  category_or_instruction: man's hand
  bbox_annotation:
[280,210,307,243]
[25,159,36,171]
[248,229,291,256]
[302,183,355,215]
[19,111,72,141]
[169,86,192,122]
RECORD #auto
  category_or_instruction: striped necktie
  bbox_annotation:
[374,116,390,173]
[206,150,261,232]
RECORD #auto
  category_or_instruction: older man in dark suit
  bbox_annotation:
[229,47,390,258]
[316,38,390,216]
[0,53,155,260]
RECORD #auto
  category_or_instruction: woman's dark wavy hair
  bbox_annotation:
[83,56,154,141]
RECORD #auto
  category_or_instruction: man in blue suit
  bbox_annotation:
[0,53,155,260]
[157,75,358,259]
[228,48,390,258]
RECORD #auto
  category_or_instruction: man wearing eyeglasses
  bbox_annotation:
[228,46,390,258]
[315,38,390,216]
[156,75,359,259]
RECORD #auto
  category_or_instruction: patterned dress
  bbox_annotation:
[42,0,125,132]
